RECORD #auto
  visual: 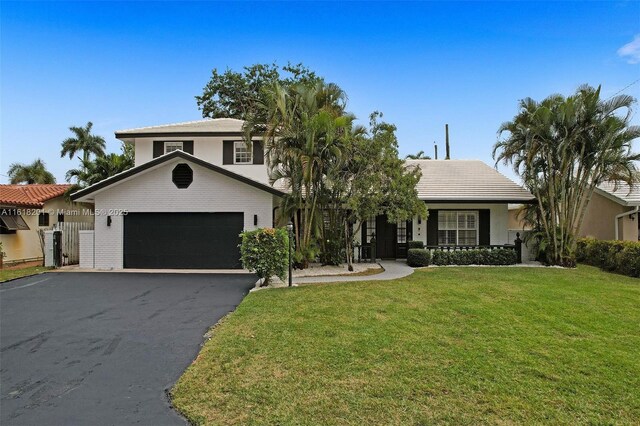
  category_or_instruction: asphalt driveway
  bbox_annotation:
[0,272,255,426]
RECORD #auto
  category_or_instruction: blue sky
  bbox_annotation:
[1,1,639,184]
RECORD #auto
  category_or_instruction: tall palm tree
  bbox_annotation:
[7,159,56,184]
[60,121,106,163]
[244,81,353,266]
[494,84,640,265]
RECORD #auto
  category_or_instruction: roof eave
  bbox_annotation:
[421,198,537,204]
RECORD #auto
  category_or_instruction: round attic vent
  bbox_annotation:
[172,163,193,188]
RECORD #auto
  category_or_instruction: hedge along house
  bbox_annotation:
[352,160,535,260]
[72,118,534,270]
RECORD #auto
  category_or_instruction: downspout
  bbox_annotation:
[614,206,639,240]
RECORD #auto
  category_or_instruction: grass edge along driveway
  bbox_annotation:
[172,266,639,425]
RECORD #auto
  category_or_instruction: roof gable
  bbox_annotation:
[0,184,71,208]
[406,160,535,202]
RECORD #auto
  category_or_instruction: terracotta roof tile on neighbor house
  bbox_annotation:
[406,159,535,202]
[596,181,640,206]
[115,118,245,138]
[0,184,72,208]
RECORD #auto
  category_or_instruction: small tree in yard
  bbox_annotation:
[240,228,289,287]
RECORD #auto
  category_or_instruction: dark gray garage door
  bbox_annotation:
[123,212,243,269]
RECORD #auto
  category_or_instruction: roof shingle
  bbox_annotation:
[115,118,245,138]
[0,184,71,208]
[596,181,640,206]
[406,160,534,202]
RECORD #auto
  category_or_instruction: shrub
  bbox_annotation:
[240,228,289,286]
[407,248,430,267]
[407,240,424,249]
[577,237,640,278]
[432,250,452,266]
[431,248,517,266]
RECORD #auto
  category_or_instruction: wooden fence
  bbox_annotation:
[52,222,94,265]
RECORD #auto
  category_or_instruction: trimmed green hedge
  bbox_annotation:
[408,240,424,249]
[432,248,518,266]
[240,228,289,286]
[576,238,640,278]
[407,248,430,267]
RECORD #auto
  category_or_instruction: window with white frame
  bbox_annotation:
[234,141,252,164]
[437,211,478,245]
[365,217,376,243]
[164,141,183,154]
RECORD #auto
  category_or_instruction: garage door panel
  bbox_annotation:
[124,213,243,269]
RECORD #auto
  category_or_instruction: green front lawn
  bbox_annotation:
[0,266,51,282]
[172,266,640,425]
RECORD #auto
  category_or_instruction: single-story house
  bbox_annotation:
[582,182,639,241]
[508,181,639,242]
[72,118,535,270]
[0,184,93,264]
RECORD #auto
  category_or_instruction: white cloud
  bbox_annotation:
[617,34,640,64]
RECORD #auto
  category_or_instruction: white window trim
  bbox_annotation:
[164,141,183,154]
[234,141,253,164]
[437,211,479,246]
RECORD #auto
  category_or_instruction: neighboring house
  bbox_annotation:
[0,184,93,264]
[582,182,639,241]
[508,181,639,242]
[72,118,534,270]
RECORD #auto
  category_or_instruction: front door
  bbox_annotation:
[376,215,397,259]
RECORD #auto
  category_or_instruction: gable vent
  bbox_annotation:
[172,163,193,189]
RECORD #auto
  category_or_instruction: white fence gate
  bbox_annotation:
[53,222,94,265]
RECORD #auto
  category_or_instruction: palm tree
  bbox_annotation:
[65,144,134,199]
[7,159,56,184]
[494,84,640,265]
[405,150,431,160]
[60,121,106,163]
[245,81,353,266]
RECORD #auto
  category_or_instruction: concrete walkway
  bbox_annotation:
[294,260,414,284]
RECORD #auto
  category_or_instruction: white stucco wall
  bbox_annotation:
[79,230,95,268]
[91,157,274,269]
[132,136,269,183]
[425,203,510,245]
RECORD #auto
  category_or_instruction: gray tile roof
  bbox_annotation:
[596,181,640,206]
[115,118,245,136]
[406,160,535,202]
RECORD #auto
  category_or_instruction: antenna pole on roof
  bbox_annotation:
[434,141,438,160]
[445,124,450,160]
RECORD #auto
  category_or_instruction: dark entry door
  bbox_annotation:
[124,212,244,269]
[376,215,397,259]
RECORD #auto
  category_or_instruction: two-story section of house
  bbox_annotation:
[72,118,284,270]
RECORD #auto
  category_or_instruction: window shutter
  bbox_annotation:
[426,210,438,246]
[252,141,264,165]
[223,141,234,164]
[479,209,490,245]
[406,220,413,242]
[153,141,164,158]
[183,141,194,155]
